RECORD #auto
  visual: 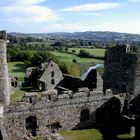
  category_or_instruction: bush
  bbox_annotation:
[78,49,92,58]
[72,59,77,63]
[78,49,104,60]
[60,63,80,77]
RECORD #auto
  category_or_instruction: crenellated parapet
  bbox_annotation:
[3,90,113,139]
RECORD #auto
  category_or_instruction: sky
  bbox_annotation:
[0,0,140,33]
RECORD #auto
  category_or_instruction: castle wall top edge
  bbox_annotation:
[0,30,6,40]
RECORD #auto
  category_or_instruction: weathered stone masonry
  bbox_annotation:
[4,93,112,140]
[2,31,139,140]
[103,45,140,97]
[0,30,10,140]
[0,30,10,105]
[0,30,113,140]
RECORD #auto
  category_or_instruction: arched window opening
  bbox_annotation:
[80,109,90,122]
[26,116,38,136]
[29,97,32,104]
[51,79,55,85]
[51,71,54,77]
[121,84,126,93]
[48,95,51,100]
[0,130,3,140]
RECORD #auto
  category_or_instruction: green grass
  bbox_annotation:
[50,51,104,64]
[117,134,131,139]
[8,61,26,81]
[10,89,25,103]
[60,129,102,140]
[68,48,105,57]
[10,87,42,103]
[32,137,44,140]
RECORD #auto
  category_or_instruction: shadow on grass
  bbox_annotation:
[105,138,136,140]
[102,136,136,140]
[11,63,27,73]
[21,87,41,92]
[117,138,135,140]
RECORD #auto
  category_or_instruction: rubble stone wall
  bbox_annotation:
[0,30,10,105]
[103,45,139,96]
[3,93,112,140]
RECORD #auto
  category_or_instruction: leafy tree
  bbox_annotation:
[72,59,77,63]
[65,47,68,52]
[71,49,76,53]
[7,46,21,61]
[78,49,91,58]
[60,63,80,77]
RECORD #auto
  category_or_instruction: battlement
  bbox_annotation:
[4,90,112,114]
[106,44,139,56]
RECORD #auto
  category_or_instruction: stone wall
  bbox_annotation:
[3,92,112,140]
[0,30,10,105]
[134,56,140,98]
[103,45,139,96]
[39,61,63,91]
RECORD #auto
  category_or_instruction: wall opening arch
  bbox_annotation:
[25,116,38,136]
[0,130,3,140]
[80,109,90,122]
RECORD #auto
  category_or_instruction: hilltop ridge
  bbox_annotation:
[9,31,140,43]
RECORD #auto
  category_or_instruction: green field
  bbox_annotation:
[60,129,102,140]
[8,61,26,81]
[32,136,44,140]
[50,51,104,64]
[68,48,106,57]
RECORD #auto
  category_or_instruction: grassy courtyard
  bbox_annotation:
[60,129,102,140]
[31,129,132,140]
[10,89,25,103]
[8,61,26,81]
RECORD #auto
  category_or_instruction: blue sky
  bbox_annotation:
[0,0,140,33]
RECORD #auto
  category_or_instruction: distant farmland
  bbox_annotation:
[50,48,105,74]
[50,50,104,64]
[68,48,105,57]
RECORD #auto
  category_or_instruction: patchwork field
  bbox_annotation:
[50,51,104,64]
[68,48,106,57]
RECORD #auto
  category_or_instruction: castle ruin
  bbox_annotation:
[0,30,140,140]
[103,45,140,100]
[0,30,10,105]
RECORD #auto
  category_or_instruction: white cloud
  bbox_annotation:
[94,21,140,34]
[0,0,59,24]
[61,2,120,12]
[44,20,140,34]
[13,0,46,6]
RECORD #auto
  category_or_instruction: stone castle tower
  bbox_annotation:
[103,45,140,97]
[0,30,10,105]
